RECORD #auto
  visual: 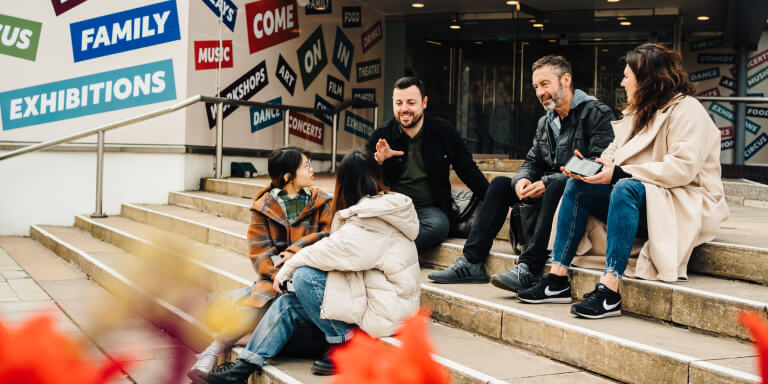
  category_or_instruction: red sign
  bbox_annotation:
[245,0,300,54]
[719,126,733,140]
[696,87,720,97]
[289,112,324,144]
[361,21,382,53]
[194,40,233,70]
[730,48,768,76]
[51,0,88,16]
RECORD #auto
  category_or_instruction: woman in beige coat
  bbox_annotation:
[517,43,728,319]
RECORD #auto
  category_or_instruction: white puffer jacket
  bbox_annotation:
[274,192,420,338]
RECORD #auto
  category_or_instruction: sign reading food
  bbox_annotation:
[342,7,361,28]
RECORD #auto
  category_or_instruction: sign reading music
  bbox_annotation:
[194,40,233,70]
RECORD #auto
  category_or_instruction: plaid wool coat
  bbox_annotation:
[243,185,333,308]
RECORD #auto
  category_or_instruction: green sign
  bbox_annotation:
[297,26,327,90]
[747,65,768,89]
[0,13,42,61]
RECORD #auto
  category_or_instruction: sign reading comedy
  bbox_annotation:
[195,40,233,70]
[297,26,328,90]
[0,13,42,61]
[290,112,324,144]
[246,0,299,54]
[201,0,238,31]
[205,61,269,127]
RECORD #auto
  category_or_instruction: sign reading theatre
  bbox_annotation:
[357,59,381,82]
[205,61,269,128]
[246,0,299,54]
[0,13,42,61]
[0,59,176,131]
[195,40,233,70]
[201,0,238,31]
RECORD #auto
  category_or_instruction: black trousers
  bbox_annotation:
[462,176,568,274]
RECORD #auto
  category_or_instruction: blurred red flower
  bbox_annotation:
[739,311,768,384]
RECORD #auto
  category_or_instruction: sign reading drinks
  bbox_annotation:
[289,112,324,144]
[745,133,768,161]
[344,111,373,139]
[205,61,269,128]
[689,68,720,83]
[356,59,381,82]
[305,0,331,15]
[326,75,344,102]
[313,94,333,125]
[275,54,297,95]
[361,21,382,53]
[352,88,375,105]
[0,59,176,131]
[708,102,761,134]
[250,97,283,132]
[332,27,354,80]
[0,14,42,61]
[51,0,88,16]
[195,40,233,70]
[70,0,181,62]
[297,26,328,90]
[200,0,237,31]
[342,7,361,28]
[245,0,299,54]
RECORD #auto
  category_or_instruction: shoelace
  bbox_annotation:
[209,362,235,374]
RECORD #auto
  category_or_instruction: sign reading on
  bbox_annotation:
[708,102,761,134]
[0,59,176,131]
[697,53,735,64]
[194,40,233,70]
[289,112,324,144]
[689,37,723,51]
[745,133,768,161]
[361,21,382,53]
[326,75,344,101]
[352,88,375,105]
[696,87,720,97]
[297,26,328,90]
[0,13,42,61]
[342,7,361,28]
[356,59,381,82]
[305,0,331,15]
[747,65,768,89]
[275,54,297,95]
[70,0,181,62]
[344,111,374,139]
[689,68,720,83]
[205,61,269,128]
[250,96,283,132]
[313,94,333,125]
[51,0,88,16]
[747,106,768,119]
[719,76,735,90]
[201,0,238,31]
[245,0,299,54]
[332,27,354,80]
[719,126,733,140]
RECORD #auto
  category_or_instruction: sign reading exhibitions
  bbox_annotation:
[361,21,382,53]
[297,26,328,90]
[0,13,42,61]
[195,40,233,70]
[201,0,238,31]
[342,7,361,28]
[344,111,374,139]
[708,102,761,134]
[205,61,269,128]
[0,59,177,131]
[275,55,297,95]
[326,75,344,101]
[70,0,181,62]
[332,27,354,80]
[305,0,331,15]
[289,112,324,144]
[51,0,88,16]
[246,0,299,54]
[250,97,283,132]
[356,59,381,82]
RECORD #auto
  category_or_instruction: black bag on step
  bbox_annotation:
[449,188,481,238]
[508,201,541,254]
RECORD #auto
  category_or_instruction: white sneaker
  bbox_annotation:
[189,340,226,373]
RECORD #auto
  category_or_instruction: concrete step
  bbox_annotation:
[474,159,524,173]
[450,170,517,184]
[723,180,768,208]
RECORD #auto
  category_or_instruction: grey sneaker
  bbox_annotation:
[490,263,539,292]
[428,255,489,283]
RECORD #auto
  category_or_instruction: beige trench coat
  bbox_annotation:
[549,95,729,281]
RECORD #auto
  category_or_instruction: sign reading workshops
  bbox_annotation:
[51,0,88,16]
[201,0,238,31]
[195,40,233,70]
[0,14,42,61]
[205,61,268,127]
[246,0,299,54]
[70,0,181,62]
[289,112,324,144]
[250,97,283,132]
[0,59,176,131]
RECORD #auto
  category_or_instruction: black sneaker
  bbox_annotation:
[571,283,622,319]
[427,255,489,284]
[188,359,261,384]
[516,274,572,304]
[311,349,335,376]
[490,263,539,292]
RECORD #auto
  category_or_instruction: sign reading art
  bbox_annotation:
[719,76,735,90]
[696,87,720,97]
[689,68,720,83]
[747,66,768,89]
[745,133,768,161]
[352,88,375,105]
[332,27,354,80]
[344,111,374,139]
[708,102,761,134]
[297,26,328,90]
[326,75,344,102]
[747,106,768,119]
[289,112,324,144]
[342,7,361,28]
[250,97,283,132]
[194,40,233,70]
[205,61,269,128]
[0,14,42,61]
[201,0,238,31]
[0,59,176,131]
[361,21,382,53]
[305,0,331,15]
[313,94,333,125]
[275,54,297,95]
[51,0,88,16]
[689,37,723,51]
[697,53,735,64]
[246,0,299,54]
[356,59,381,82]
[70,0,181,62]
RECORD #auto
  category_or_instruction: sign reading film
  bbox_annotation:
[344,111,374,139]
[313,94,333,125]
[275,54,297,95]
[297,26,328,90]
[51,0,88,16]
[342,7,361,28]
[0,59,176,131]
[326,75,344,102]
[205,61,269,128]
[246,0,299,54]
[356,59,381,82]
[332,27,354,80]
[305,0,331,15]
[289,112,324,144]
[0,13,42,61]
[361,21,382,53]
[70,0,181,62]
[195,40,233,70]
[708,102,761,134]
[250,96,283,132]
[201,0,238,31]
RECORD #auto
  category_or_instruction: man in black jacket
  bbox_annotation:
[428,55,615,288]
[366,77,489,254]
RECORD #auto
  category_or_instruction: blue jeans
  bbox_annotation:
[415,206,450,253]
[551,179,648,277]
[238,266,353,366]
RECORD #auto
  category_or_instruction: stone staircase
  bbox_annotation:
[3,159,768,383]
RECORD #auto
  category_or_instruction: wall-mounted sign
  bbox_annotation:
[201,0,238,31]
[708,102,761,134]
[51,0,88,16]
[356,59,381,82]
[0,59,176,131]
[689,68,720,83]
[0,14,42,61]
[352,88,375,105]
[70,0,181,62]
[305,0,331,15]
[361,21,382,53]
[246,0,299,54]
[250,96,282,132]
[332,27,353,80]
[342,7,361,28]
[719,126,733,140]
[689,37,723,51]
[194,40,233,70]
[729,48,768,77]
[719,76,735,90]
[205,60,268,127]
[297,26,327,90]
[721,138,734,151]
[697,53,735,65]
[696,87,720,97]
[747,106,768,119]
[747,65,768,89]
[343,111,373,139]
[326,75,344,102]
[275,54,297,95]
[289,112,324,144]
[745,133,768,161]
[313,94,333,125]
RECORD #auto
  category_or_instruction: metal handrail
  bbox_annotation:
[697,96,768,103]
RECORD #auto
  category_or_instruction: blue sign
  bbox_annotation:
[313,94,333,125]
[331,27,353,80]
[250,97,283,133]
[70,1,181,62]
[305,0,331,15]
[0,59,176,130]
[689,67,720,82]
[745,133,768,161]
[201,0,237,31]
[352,88,375,106]
[343,111,374,139]
[697,53,735,64]
[708,102,761,134]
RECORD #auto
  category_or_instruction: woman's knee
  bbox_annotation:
[291,266,321,291]
[563,178,586,199]
[611,179,644,202]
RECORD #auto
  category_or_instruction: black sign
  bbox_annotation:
[698,53,736,64]
[313,94,334,125]
[275,55,297,96]
[690,37,723,52]
[747,106,768,118]
[352,88,375,105]
[326,74,344,102]
[356,59,381,82]
[206,61,268,128]
[342,6,361,28]
[721,138,734,150]
[719,76,735,91]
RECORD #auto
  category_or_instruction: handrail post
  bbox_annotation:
[91,131,107,218]
[215,102,224,178]
[284,109,290,146]
[374,106,378,128]
[331,113,338,172]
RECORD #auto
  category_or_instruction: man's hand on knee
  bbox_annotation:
[519,180,545,199]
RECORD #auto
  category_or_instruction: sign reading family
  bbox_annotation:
[305,0,331,15]
[250,97,283,132]
[205,61,269,128]
[275,54,297,95]
[357,59,381,82]
[289,112,324,144]
[297,26,328,90]
[332,27,354,80]
[70,0,181,62]
[201,0,238,31]
[246,0,299,54]
[194,40,233,70]
[0,59,176,131]
[361,21,382,53]
[0,14,42,61]
[51,0,88,16]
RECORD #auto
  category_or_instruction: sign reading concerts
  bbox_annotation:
[195,40,233,70]
[246,0,299,54]
[361,21,382,53]
[289,112,324,144]
[205,61,269,128]
[357,59,381,82]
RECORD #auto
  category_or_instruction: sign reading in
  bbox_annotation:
[305,0,331,15]
[275,54,297,95]
[747,106,768,119]
[689,37,723,51]
[719,126,733,140]
[356,59,381,82]
[719,76,735,90]
[195,40,233,70]
[696,87,720,97]
[332,27,354,80]
[0,14,42,61]
[313,94,334,125]
[326,75,344,101]
[344,111,374,139]
[352,88,375,105]
[745,133,768,161]
[689,68,720,83]
[361,21,382,53]
[0,59,176,131]
[297,26,328,90]
[70,0,181,62]
[342,7,361,28]
[205,61,269,128]
[708,102,761,134]
[697,53,735,64]
[51,0,88,16]
[245,0,299,54]
[289,112,324,144]
[250,97,283,132]
[200,0,237,31]
[747,65,768,89]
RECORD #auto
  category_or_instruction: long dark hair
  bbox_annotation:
[624,43,695,136]
[267,146,309,189]
[331,150,388,213]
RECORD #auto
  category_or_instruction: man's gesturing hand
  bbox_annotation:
[374,139,405,164]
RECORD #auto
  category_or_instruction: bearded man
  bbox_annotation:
[366,77,489,253]
[427,55,616,291]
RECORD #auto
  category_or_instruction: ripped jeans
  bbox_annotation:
[550,178,648,277]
